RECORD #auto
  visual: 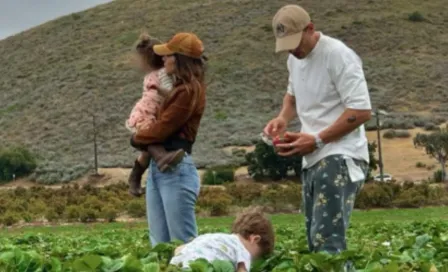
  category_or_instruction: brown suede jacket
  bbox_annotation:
[132,83,206,146]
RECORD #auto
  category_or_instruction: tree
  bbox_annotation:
[0,146,37,182]
[414,128,448,182]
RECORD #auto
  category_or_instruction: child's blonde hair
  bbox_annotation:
[231,207,275,256]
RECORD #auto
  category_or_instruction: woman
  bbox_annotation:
[131,32,206,246]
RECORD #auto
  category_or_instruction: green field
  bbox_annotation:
[1,207,447,271]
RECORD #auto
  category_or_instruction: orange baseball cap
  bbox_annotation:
[153,32,204,59]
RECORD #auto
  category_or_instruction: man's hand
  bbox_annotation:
[275,132,316,156]
[263,117,287,138]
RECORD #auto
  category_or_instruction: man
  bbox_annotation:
[264,4,372,256]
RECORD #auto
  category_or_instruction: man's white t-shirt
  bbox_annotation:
[286,32,372,169]
[170,233,252,271]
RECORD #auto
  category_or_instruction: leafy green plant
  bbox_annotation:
[408,11,425,22]
[245,141,302,181]
[126,199,146,218]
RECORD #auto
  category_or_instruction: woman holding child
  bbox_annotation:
[129,32,207,246]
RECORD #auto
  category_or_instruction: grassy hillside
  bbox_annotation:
[0,0,447,183]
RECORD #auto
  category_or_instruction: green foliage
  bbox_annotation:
[0,146,37,182]
[246,141,302,181]
[433,169,444,183]
[367,142,379,180]
[102,205,119,222]
[414,128,448,182]
[202,167,235,185]
[0,212,21,226]
[126,199,146,218]
[383,129,411,139]
[0,216,448,271]
[408,11,425,22]
[64,206,80,222]
[198,188,233,216]
[416,161,426,168]
[79,208,98,223]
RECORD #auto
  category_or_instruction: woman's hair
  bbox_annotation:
[135,33,164,70]
[231,207,275,256]
[173,54,207,113]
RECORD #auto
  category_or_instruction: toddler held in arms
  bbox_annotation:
[126,34,185,197]
[170,207,275,271]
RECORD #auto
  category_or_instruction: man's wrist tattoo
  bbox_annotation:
[347,116,357,123]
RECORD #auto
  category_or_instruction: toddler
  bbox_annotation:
[126,34,185,197]
[170,208,275,271]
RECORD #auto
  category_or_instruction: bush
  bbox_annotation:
[102,205,119,222]
[355,182,401,209]
[225,183,264,206]
[197,187,232,216]
[202,167,235,185]
[246,141,302,181]
[0,212,21,226]
[79,208,98,223]
[383,130,411,139]
[0,146,37,182]
[64,205,80,222]
[261,183,302,212]
[367,142,379,180]
[424,123,439,131]
[408,11,425,22]
[126,199,146,218]
[416,162,426,168]
[433,170,444,183]
[45,208,59,223]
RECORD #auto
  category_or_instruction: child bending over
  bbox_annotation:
[170,208,275,271]
[126,34,185,197]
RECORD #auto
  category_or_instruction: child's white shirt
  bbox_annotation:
[170,233,252,271]
[158,68,173,91]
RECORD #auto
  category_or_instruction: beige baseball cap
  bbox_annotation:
[272,5,311,53]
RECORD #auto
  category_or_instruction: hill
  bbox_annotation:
[0,0,447,183]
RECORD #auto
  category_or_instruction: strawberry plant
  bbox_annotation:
[0,219,447,271]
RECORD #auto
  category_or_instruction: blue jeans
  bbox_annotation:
[146,154,200,246]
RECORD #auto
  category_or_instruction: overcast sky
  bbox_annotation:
[0,0,113,40]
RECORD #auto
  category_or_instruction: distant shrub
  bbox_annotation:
[79,208,98,223]
[383,130,396,139]
[64,206,80,222]
[408,11,425,22]
[355,182,401,209]
[383,130,411,139]
[0,146,37,182]
[45,208,59,223]
[424,123,439,131]
[433,170,444,183]
[416,162,426,168]
[126,199,146,218]
[0,212,21,226]
[225,183,263,206]
[246,141,302,181]
[203,166,235,185]
[102,205,119,222]
[198,187,233,216]
[261,183,302,212]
